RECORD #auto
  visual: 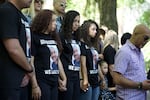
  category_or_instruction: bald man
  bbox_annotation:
[113,24,150,100]
[53,0,66,33]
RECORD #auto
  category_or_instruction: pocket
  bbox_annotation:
[129,56,139,70]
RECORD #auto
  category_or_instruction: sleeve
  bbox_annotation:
[114,50,129,74]
[80,42,86,56]
[0,7,19,39]
[103,46,116,65]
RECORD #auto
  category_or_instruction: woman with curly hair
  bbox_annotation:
[31,9,67,100]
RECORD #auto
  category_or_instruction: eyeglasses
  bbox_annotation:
[60,2,67,8]
[34,0,43,4]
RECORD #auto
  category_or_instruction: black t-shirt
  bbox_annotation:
[60,35,80,81]
[80,41,99,87]
[0,2,31,88]
[103,45,116,87]
[31,33,59,85]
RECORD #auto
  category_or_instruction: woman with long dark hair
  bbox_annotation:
[79,20,105,100]
[59,10,81,100]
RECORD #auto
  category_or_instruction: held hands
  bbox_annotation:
[80,79,89,92]
[58,79,67,91]
[20,74,30,87]
[32,86,41,100]
[20,71,34,87]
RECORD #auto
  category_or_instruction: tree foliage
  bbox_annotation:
[117,0,145,7]
[139,10,150,27]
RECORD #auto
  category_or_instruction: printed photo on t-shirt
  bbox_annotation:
[71,40,80,67]
[21,19,31,61]
[91,49,99,69]
[47,45,59,70]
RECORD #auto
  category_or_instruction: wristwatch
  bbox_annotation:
[137,82,142,89]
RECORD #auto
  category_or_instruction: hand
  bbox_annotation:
[100,80,107,89]
[141,80,150,90]
[20,74,29,87]
[80,80,89,92]
[58,79,67,91]
[32,86,41,100]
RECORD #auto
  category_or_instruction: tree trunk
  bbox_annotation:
[99,0,118,33]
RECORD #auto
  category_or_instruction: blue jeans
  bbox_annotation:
[79,86,100,100]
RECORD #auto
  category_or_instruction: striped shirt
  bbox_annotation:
[114,40,147,100]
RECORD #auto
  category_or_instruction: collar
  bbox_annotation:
[126,40,141,52]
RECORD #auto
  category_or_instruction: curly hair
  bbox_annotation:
[80,19,100,50]
[31,9,63,52]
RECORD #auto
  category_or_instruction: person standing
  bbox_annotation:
[22,0,44,24]
[103,30,119,96]
[31,9,67,100]
[98,60,115,100]
[113,24,150,100]
[0,0,33,100]
[79,20,105,100]
[59,10,81,100]
[121,32,132,45]
[53,0,66,33]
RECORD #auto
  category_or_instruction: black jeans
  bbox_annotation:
[59,79,80,100]
[0,86,29,100]
[38,80,58,100]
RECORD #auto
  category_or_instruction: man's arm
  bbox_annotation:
[113,71,150,90]
[3,38,33,72]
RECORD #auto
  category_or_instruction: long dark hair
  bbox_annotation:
[31,9,63,52]
[60,10,80,41]
[80,19,100,50]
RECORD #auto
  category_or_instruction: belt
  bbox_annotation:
[44,70,59,74]
[68,65,80,71]
[89,69,98,74]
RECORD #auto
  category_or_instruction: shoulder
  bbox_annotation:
[0,2,18,15]
[119,44,131,54]
[104,45,114,53]
[116,46,130,60]
[104,45,116,55]
[0,3,20,24]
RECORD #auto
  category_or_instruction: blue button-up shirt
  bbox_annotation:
[114,40,147,100]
